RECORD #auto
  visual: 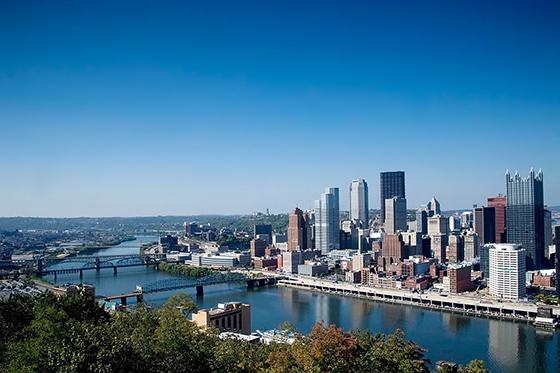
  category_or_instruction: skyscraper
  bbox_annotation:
[506,169,545,270]
[427,196,441,216]
[287,207,310,251]
[489,244,526,300]
[488,195,507,243]
[555,226,560,296]
[315,187,340,255]
[473,206,496,244]
[416,208,428,235]
[349,179,369,227]
[384,196,407,234]
[380,171,405,224]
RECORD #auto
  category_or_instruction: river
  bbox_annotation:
[46,236,559,372]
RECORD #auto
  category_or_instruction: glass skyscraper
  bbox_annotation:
[349,179,369,227]
[380,171,405,224]
[315,187,340,255]
[505,169,545,270]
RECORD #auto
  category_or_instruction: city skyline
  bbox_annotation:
[1,1,559,216]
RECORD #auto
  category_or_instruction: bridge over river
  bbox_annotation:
[103,273,283,305]
[37,254,163,280]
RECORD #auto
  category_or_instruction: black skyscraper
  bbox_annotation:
[506,169,545,270]
[380,171,405,224]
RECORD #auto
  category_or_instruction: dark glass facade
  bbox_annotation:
[505,169,545,270]
[380,171,405,224]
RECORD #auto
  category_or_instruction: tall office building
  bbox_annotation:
[555,226,560,296]
[254,224,273,245]
[380,171,405,224]
[448,215,461,232]
[461,211,473,229]
[384,197,407,234]
[349,179,369,227]
[428,215,448,236]
[487,195,507,243]
[464,231,480,261]
[416,208,428,235]
[315,187,340,255]
[473,206,496,244]
[544,209,552,249]
[427,196,441,216]
[489,244,526,300]
[506,169,545,270]
[480,244,491,280]
[447,234,464,263]
[287,207,310,251]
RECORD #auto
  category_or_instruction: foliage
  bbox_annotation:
[0,293,489,373]
[159,262,216,277]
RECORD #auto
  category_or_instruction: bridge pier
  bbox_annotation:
[196,285,204,297]
[113,267,118,275]
[136,293,144,303]
[53,271,57,281]
[120,296,128,306]
[79,269,83,281]
[95,258,101,271]
[247,279,256,289]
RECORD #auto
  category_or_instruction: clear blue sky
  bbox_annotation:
[0,0,559,217]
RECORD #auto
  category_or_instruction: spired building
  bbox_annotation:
[350,179,369,227]
[315,187,340,255]
[380,171,405,224]
[506,169,545,270]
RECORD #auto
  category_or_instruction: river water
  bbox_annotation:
[46,236,559,372]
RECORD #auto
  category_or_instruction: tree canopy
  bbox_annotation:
[0,293,488,372]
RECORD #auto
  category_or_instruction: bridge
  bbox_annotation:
[103,273,284,305]
[37,254,163,280]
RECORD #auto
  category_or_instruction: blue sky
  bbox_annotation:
[0,0,559,217]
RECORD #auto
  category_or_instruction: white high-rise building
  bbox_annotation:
[315,187,340,255]
[384,196,407,234]
[427,196,441,216]
[461,211,473,229]
[349,179,369,227]
[449,215,461,232]
[489,244,526,300]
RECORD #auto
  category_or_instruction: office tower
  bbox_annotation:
[250,238,267,257]
[254,224,273,245]
[427,196,441,216]
[350,179,369,227]
[416,208,428,235]
[489,244,526,300]
[544,209,552,249]
[488,195,507,243]
[460,211,473,229]
[480,244,491,280]
[282,251,303,274]
[431,234,447,263]
[303,211,314,250]
[382,233,406,264]
[380,171,405,224]
[473,206,496,244]
[464,231,480,261]
[287,207,310,251]
[384,196,407,234]
[315,187,340,255]
[554,225,560,296]
[506,169,545,270]
[448,216,461,232]
[428,215,448,236]
[447,234,464,263]
[340,220,359,250]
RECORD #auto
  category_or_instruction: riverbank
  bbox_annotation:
[278,278,558,328]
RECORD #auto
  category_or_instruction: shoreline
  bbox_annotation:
[278,279,557,329]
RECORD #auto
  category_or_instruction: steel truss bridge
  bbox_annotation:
[37,254,162,280]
